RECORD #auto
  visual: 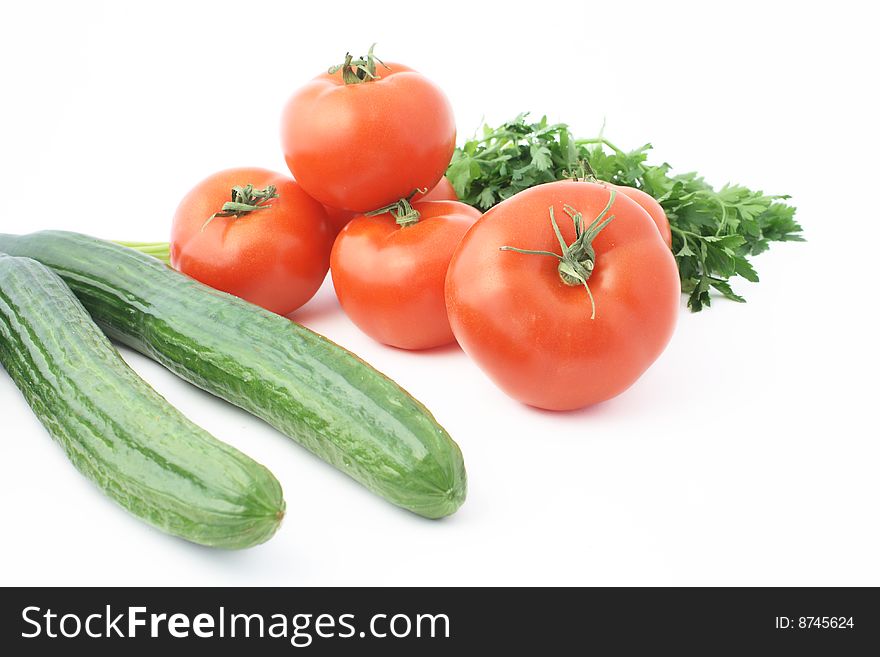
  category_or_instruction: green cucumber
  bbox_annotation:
[0,231,467,518]
[0,253,285,548]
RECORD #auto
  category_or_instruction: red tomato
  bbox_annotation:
[322,205,357,237]
[613,184,672,248]
[281,49,456,213]
[331,200,481,350]
[415,176,458,203]
[171,167,332,316]
[445,181,680,410]
[322,176,459,236]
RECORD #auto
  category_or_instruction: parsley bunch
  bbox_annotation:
[447,114,803,311]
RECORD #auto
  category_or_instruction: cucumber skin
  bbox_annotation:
[0,254,285,549]
[0,232,467,518]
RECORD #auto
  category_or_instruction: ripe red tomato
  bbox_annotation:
[322,176,459,236]
[322,205,357,237]
[170,167,332,316]
[612,184,672,248]
[415,176,458,203]
[281,48,456,213]
[331,200,481,350]
[445,181,680,410]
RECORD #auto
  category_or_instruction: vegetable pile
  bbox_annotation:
[0,44,801,548]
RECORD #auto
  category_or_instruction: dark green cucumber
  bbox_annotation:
[0,231,466,518]
[0,254,285,548]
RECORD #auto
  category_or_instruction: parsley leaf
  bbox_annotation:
[448,114,803,311]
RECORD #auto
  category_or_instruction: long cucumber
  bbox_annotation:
[0,253,285,548]
[0,231,466,518]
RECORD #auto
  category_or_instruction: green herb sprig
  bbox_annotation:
[447,113,804,311]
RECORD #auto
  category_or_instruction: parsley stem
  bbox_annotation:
[670,226,705,240]
[575,137,625,155]
[469,135,518,161]
[114,241,171,265]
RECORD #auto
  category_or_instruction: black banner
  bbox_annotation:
[1,587,876,654]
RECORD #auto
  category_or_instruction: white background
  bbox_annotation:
[1,0,877,586]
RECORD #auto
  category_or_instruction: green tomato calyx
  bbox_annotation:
[202,184,279,231]
[500,189,616,319]
[329,43,390,85]
[364,188,428,228]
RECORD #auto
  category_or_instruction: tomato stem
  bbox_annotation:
[364,188,427,227]
[499,190,616,319]
[329,43,390,85]
[201,184,279,231]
